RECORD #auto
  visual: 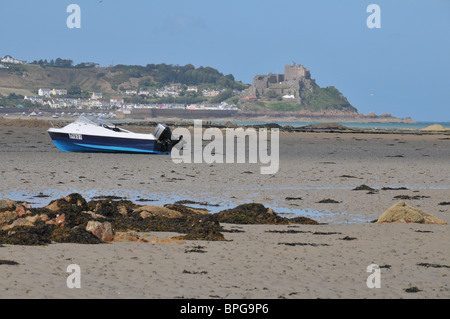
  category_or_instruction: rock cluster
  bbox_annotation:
[0,193,319,245]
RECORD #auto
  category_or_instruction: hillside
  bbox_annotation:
[1,61,358,115]
[0,63,248,98]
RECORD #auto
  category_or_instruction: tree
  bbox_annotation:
[67,84,82,96]
[210,89,233,104]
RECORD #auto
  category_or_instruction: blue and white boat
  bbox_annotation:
[48,115,182,154]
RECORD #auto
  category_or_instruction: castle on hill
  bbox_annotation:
[248,62,315,104]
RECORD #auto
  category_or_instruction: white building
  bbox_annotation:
[38,88,51,98]
[282,94,295,100]
[51,89,67,96]
[91,92,103,99]
[1,55,26,65]
[24,96,44,104]
[139,90,150,96]
[202,89,220,97]
[46,99,60,109]
[110,97,124,107]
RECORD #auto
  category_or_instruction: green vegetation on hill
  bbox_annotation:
[301,84,356,112]
[0,62,249,100]
[242,83,356,113]
[109,63,247,91]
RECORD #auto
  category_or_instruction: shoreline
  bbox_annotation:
[1,116,449,136]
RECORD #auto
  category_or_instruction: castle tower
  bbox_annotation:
[284,62,310,81]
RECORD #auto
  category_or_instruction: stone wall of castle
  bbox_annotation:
[249,62,311,103]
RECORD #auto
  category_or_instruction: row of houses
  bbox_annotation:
[124,86,221,98]
[38,88,105,99]
[38,88,68,97]
[24,95,124,110]
[119,101,238,111]
[23,93,237,111]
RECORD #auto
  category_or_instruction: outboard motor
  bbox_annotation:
[154,124,182,152]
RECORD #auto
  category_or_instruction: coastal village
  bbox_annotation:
[24,85,237,112]
[0,55,239,116]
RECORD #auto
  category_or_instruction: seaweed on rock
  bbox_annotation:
[0,194,319,245]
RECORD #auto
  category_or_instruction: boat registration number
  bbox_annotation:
[69,133,83,140]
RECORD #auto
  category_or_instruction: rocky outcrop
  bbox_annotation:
[215,203,319,225]
[0,194,320,245]
[377,201,447,224]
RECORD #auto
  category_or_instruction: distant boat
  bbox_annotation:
[48,115,182,154]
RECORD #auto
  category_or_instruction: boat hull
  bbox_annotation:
[48,131,169,154]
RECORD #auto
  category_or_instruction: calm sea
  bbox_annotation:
[212,121,450,130]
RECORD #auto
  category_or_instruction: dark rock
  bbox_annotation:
[214,203,320,225]
[339,236,357,241]
[0,224,53,245]
[278,242,330,247]
[214,203,279,224]
[182,270,208,275]
[113,211,225,241]
[313,231,341,235]
[316,199,341,204]
[185,245,207,253]
[45,193,89,212]
[352,184,375,191]
[285,197,302,201]
[417,263,450,269]
[0,222,104,245]
[404,287,422,293]
[266,230,310,234]
[88,199,137,218]
[0,260,19,265]
[393,195,430,200]
[289,216,320,225]
[164,204,209,216]
[52,226,104,244]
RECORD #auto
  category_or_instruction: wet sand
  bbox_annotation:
[0,122,449,299]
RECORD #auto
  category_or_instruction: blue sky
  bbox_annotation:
[0,0,449,121]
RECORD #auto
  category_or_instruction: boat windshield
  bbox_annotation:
[73,115,131,133]
[74,115,114,128]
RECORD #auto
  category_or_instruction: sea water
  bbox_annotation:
[211,121,450,130]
